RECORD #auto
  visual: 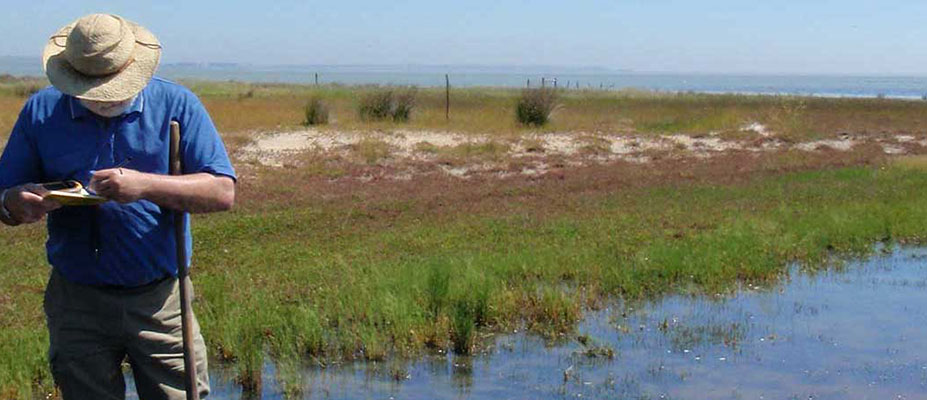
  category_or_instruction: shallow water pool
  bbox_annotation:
[131,246,927,399]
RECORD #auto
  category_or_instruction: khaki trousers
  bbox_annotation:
[44,271,210,400]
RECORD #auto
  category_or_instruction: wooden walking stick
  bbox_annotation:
[170,120,200,400]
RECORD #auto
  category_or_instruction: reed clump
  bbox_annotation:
[303,97,330,126]
[358,87,418,122]
[516,88,559,126]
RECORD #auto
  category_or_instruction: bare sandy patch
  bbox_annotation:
[237,130,922,178]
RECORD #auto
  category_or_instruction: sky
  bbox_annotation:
[1,0,926,75]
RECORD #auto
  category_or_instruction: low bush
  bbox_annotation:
[358,90,394,121]
[303,97,329,126]
[516,88,558,126]
[357,88,417,122]
[392,88,417,122]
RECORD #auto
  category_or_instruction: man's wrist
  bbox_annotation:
[136,172,155,200]
[0,188,20,225]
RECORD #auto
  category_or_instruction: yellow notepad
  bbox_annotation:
[42,181,107,206]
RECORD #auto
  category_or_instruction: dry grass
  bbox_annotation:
[6,80,925,148]
[192,84,927,144]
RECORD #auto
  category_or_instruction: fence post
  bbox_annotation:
[542,77,546,88]
[527,78,530,88]
[445,74,450,121]
[314,73,319,85]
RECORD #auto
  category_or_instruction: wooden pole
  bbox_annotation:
[542,77,546,88]
[170,121,200,400]
[527,78,530,88]
[314,73,319,85]
[445,74,450,121]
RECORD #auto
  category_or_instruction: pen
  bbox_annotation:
[115,156,133,175]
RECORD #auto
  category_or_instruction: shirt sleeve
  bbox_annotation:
[176,91,236,181]
[0,101,42,189]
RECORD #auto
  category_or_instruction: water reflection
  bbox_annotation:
[131,246,927,399]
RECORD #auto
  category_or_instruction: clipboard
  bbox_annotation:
[41,181,107,206]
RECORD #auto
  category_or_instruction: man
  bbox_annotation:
[0,14,236,399]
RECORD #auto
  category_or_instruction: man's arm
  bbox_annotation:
[89,168,235,213]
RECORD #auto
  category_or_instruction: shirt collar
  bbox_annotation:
[69,94,145,120]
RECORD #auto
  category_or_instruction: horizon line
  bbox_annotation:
[3,55,927,78]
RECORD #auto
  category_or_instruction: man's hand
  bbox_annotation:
[89,168,150,203]
[2,184,62,225]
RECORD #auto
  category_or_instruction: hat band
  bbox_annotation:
[50,34,161,50]
[50,34,160,77]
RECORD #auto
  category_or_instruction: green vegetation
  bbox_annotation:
[2,80,927,397]
[3,163,927,397]
[357,87,417,122]
[349,138,392,164]
[302,97,329,126]
[516,88,559,126]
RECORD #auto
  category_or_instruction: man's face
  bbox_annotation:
[79,96,136,118]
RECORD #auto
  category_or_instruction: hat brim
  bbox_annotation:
[42,19,161,102]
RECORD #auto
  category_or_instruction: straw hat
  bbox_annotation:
[42,14,161,101]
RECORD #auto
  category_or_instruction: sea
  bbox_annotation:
[3,56,927,99]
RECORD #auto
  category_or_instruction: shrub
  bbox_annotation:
[357,88,417,122]
[303,97,329,126]
[358,90,394,121]
[392,88,417,122]
[516,88,558,126]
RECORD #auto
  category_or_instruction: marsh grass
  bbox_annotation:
[441,141,511,161]
[426,262,451,319]
[451,299,476,354]
[357,87,418,122]
[6,81,927,397]
[350,138,392,164]
[358,90,394,121]
[4,162,927,397]
[302,97,329,126]
[516,88,559,126]
[182,84,927,145]
[392,88,417,122]
[3,81,927,147]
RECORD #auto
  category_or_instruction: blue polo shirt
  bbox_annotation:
[0,77,236,287]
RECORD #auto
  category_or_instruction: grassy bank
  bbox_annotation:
[3,160,927,397]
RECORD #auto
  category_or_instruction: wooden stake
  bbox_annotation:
[170,121,200,400]
[445,74,450,121]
